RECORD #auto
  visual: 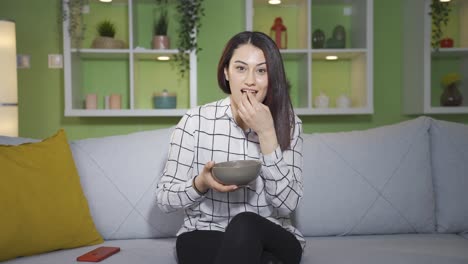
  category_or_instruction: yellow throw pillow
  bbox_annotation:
[0,129,103,261]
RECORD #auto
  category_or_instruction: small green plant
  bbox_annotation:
[154,10,168,36]
[429,0,452,50]
[154,0,169,36]
[97,20,116,38]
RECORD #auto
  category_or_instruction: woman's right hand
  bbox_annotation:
[194,161,238,193]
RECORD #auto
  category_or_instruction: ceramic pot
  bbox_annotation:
[336,94,351,108]
[314,92,329,108]
[153,89,176,109]
[333,25,346,42]
[326,25,346,48]
[152,35,170,49]
[91,36,125,49]
[440,83,463,106]
[440,38,454,48]
[85,94,98,109]
[312,29,325,49]
[109,94,122,109]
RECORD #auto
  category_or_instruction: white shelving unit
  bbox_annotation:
[403,0,468,114]
[245,0,374,115]
[63,0,373,117]
[62,0,197,117]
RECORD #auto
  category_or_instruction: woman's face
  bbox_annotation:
[224,43,268,110]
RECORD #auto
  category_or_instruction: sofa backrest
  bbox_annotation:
[429,119,468,234]
[295,116,436,236]
[69,127,183,240]
[2,116,467,240]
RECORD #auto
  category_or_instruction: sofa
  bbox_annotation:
[1,116,467,264]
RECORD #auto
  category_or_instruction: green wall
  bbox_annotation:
[1,0,467,140]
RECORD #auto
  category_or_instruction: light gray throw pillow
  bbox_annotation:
[70,127,184,240]
[296,117,435,236]
[430,119,468,233]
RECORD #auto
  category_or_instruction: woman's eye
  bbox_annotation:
[235,66,246,72]
[257,68,267,74]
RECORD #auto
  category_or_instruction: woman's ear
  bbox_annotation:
[224,67,229,81]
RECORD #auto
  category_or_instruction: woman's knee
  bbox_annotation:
[228,212,262,230]
[222,212,263,252]
[225,212,264,240]
[176,230,224,263]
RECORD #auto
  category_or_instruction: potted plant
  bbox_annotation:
[91,19,125,49]
[97,20,116,38]
[151,0,205,76]
[440,73,463,106]
[430,0,453,50]
[152,1,170,49]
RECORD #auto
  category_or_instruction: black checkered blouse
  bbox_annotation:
[156,97,304,245]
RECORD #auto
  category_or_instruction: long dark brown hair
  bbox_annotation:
[217,31,295,151]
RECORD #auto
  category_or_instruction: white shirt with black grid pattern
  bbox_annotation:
[156,96,305,246]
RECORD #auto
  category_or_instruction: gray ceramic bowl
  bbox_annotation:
[212,160,262,186]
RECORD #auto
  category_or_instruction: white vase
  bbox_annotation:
[314,92,329,108]
[336,94,351,108]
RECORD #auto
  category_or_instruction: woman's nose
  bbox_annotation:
[244,70,255,86]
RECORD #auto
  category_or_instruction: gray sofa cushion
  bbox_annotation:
[430,119,468,233]
[461,232,468,240]
[70,127,184,240]
[302,234,468,264]
[296,116,435,236]
[0,135,37,145]
[1,239,177,264]
[4,235,467,264]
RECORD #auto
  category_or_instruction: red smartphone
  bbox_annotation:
[76,246,120,262]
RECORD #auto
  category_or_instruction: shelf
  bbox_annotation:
[252,0,309,50]
[64,0,371,116]
[295,107,373,115]
[424,106,468,114]
[63,0,197,116]
[280,49,308,59]
[79,1,129,50]
[311,49,366,60]
[133,56,189,110]
[311,0,369,49]
[431,48,468,58]
[246,0,373,115]
[403,0,468,115]
[71,49,130,59]
[64,109,188,117]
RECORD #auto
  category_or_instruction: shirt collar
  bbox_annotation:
[216,96,254,134]
[215,96,234,120]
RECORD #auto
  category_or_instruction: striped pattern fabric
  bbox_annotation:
[156,97,305,245]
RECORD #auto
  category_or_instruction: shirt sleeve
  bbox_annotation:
[260,116,303,216]
[156,112,204,213]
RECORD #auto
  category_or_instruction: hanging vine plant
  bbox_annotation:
[61,0,88,49]
[174,0,205,77]
[429,0,452,50]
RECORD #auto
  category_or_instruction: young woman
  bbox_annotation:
[157,31,304,264]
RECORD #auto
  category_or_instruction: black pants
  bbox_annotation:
[176,212,302,264]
